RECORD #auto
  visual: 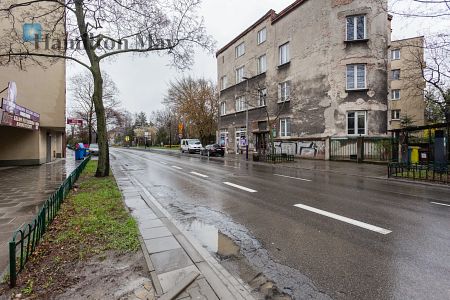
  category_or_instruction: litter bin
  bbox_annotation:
[75,143,85,160]
[410,146,420,164]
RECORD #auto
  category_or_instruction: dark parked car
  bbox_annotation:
[201,144,225,157]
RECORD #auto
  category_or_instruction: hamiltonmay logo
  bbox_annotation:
[23,23,42,42]
[21,22,173,51]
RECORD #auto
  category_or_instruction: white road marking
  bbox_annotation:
[172,166,183,170]
[161,162,168,165]
[274,174,312,182]
[190,171,209,178]
[223,182,257,193]
[293,204,392,235]
[431,202,450,207]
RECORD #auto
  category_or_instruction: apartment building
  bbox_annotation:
[217,0,391,158]
[0,1,66,165]
[388,36,426,129]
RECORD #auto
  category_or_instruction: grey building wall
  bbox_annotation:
[217,0,390,155]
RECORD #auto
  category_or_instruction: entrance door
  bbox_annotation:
[235,127,246,154]
[46,132,52,162]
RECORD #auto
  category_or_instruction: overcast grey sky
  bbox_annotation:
[67,0,449,117]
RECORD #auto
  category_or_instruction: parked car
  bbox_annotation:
[180,139,203,154]
[201,144,225,157]
[89,143,99,155]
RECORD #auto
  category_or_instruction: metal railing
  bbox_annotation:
[254,153,294,163]
[8,156,91,287]
[388,162,449,184]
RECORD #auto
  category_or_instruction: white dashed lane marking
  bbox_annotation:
[294,204,392,235]
[172,166,183,170]
[223,182,257,193]
[274,174,312,182]
[190,171,209,178]
[431,202,450,207]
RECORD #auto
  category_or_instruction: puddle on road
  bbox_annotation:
[174,216,291,300]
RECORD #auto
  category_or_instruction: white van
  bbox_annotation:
[180,139,203,154]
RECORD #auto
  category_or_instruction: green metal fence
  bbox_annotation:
[8,156,91,287]
[388,162,449,184]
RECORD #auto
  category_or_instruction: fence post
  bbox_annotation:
[9,241,16,287]
[357,137,364,163]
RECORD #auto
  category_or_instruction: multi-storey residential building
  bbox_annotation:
[217,0,391,159]
[0,1,66,165]
[388,36,426,129]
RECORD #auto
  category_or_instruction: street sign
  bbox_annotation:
[178,133,183,139]
[125,136,130,142]
[144,132,149,137]
[67,118,83,126]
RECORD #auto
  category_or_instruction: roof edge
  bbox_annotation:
[215,1,311,57]
[271,0,307,24]
[215,10,276,57]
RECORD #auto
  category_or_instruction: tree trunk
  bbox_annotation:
[91,64,109,177]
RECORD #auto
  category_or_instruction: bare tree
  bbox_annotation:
[387,0,450,18]
[164,77,218,145]
[0,0,214,176]
[69,71,121,144]
[150,108,179,145]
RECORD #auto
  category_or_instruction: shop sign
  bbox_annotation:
[0,82,40,130]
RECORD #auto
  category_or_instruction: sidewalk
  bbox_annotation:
[111,162,254,300]
[0,151,80,274]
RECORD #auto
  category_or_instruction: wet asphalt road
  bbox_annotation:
[111,148,450,300]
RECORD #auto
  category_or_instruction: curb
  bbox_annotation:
[111,162,254,300]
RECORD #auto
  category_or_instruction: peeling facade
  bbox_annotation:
[217,0,391,156]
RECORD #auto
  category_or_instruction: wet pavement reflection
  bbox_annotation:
[0,151,81,273]
[113,148,450,300]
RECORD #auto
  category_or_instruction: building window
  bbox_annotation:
[391,49,400,60]
[257,27,267,45]
[391,109,401,120]
[392,69,401,80]
[220,102,226,116]
[346,15,366,41]
[347,111,367,135]
[280,118,291,137]
[258,88,267,107]
[257,54,267,74]
[235,96,246,112]
[391,89,401,100]
[220,75,228,90]
[278,81,291,102]
[235,42,245,58]
[236,66,244,84]
[346,64,366,90]
[279,42,290,65]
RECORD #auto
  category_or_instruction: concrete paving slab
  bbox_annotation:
[144,236,181,254]
[157,265,199,293]
[150,248,193,274]
[135,213,159,222]
[141,227,172,240]
[138,219,165,230]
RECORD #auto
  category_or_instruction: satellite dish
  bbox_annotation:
[7,81,17,103]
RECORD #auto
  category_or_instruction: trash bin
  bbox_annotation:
[410,146,420,164]
[75,143,85,160]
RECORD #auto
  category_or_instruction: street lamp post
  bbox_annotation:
[242,76,250,161]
